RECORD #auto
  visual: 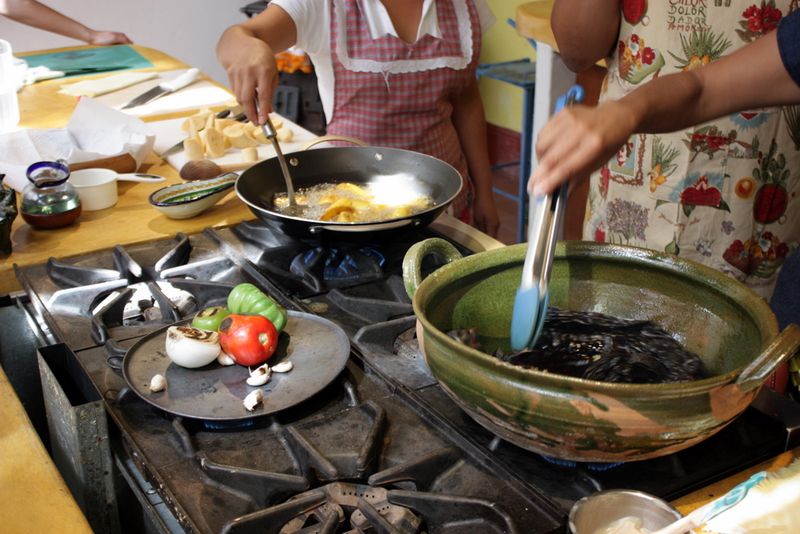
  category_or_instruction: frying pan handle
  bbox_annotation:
[402,237,464,299]
[308,217,420,235]
[736,323,800,391]
[301,135,368,150]
[104,339,126,372]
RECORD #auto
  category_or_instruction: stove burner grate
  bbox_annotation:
[290,246,386,286]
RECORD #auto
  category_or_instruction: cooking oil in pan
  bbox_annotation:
[273,181,433,222]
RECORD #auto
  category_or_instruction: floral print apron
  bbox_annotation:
[327,0,481,221]
[585,0,800,299]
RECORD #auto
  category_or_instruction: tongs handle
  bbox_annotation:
[510,85,584,351]
[522,85,584,292]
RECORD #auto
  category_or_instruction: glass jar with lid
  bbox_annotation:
[21,160,82,229]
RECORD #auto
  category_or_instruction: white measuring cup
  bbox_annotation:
[69,168,165,211]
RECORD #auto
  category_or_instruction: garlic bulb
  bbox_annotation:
[165,325,220,368]
[243,389,264,411]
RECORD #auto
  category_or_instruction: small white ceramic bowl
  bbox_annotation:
[568,489,683,534]
[148,172,238,219]
[70,168,165,211]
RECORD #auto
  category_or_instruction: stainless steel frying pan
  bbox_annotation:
[235,145,463,240]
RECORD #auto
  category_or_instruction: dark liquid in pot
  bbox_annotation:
[450,308,707,384]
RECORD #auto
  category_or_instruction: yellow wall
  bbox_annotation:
[479,1,537,132]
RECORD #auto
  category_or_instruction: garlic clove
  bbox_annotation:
[243,389,264,411]
[149,374,167,393]
[217,352,236,366]
[246,364,271,386]
[271,361,293,373]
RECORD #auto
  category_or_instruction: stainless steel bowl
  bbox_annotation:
[568,489,682,534]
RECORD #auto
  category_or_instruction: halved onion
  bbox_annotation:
[165,325,221,368]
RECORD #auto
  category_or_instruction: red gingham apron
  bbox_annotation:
[327,0,480,221]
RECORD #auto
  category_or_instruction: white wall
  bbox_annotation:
[0,0,250,85]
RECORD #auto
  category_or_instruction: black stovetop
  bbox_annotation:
[16,220,797,533]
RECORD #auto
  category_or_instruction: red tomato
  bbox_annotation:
[218,314,278,367]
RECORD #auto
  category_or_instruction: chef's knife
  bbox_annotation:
[121,68,200,110]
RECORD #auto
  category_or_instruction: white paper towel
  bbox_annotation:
[0,97,154,191]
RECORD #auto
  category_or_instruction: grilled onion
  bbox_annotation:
[165,325,221,368]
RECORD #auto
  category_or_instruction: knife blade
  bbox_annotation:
[159,111,248,158]
[121,68,200,110]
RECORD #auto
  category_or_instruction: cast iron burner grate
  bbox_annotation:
[290,246,385,286]
[16,231,251,350]
[161,391,526,534]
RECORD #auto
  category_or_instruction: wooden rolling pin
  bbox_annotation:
[69,153,137,173]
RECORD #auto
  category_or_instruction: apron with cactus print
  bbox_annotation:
[584,0,800,299]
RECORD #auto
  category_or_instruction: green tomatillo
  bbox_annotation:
[191,305,231,332]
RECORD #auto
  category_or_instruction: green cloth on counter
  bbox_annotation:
[20,45,153,77]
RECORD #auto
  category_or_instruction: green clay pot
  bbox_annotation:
[403,238,800,463]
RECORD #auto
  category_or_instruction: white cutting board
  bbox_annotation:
[89,69,235,118]
[149,113,318,171]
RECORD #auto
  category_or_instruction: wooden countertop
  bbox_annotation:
[0,365,92,533]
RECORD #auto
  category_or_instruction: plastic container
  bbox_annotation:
[21,160,82,229]
[0,39,20,133]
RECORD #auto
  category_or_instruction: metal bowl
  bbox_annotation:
[568,489,682,534]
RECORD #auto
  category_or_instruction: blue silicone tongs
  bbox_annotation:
[510,85,584,351]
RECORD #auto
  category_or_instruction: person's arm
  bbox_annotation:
[529,27,800,196]
[451,78,500,237]
[551,0,620,72]
[0,0,131,45]
[216,4,298,124]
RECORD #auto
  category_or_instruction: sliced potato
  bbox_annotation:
[202,127,226,158]
[204,111,216,132]
[181,114,207,133]
[214,118,239,132]
[276,126,294,142]
[268,115,284,129]
[249,124,269,144]
[390,206,412,218]
[335,182,370,198]
[320,198,355,221]
[336,211,355,222]
[223,124,258,148]
[241,147,259,163]
[184,138,204,161]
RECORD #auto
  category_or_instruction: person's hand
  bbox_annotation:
[472,192,500,238]
[222,39,279,125]
[528,101,635,196]
[87,30,132,46]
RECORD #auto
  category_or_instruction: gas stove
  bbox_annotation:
[14,220,800,534]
